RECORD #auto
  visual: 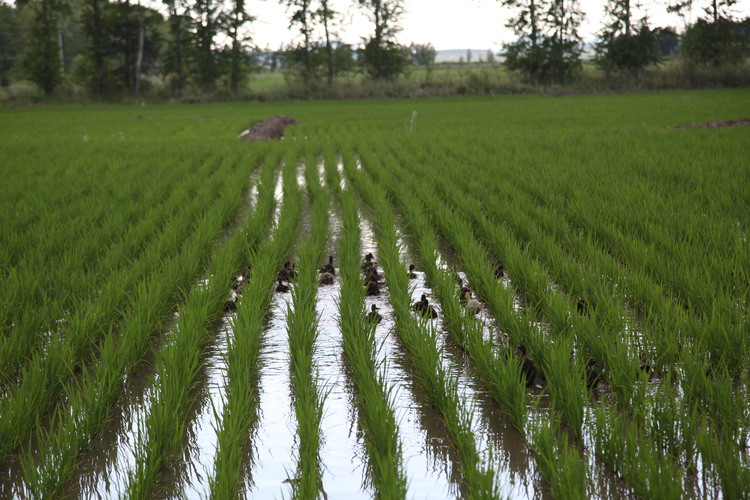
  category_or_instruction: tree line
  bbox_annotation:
[0,0,748,97]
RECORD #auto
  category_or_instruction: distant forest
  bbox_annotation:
[0,0,748,100]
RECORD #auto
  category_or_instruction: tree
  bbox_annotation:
[190,0,225,90]
[21,0,66,94]
[228,0,253,93]
[502,0,549,82]
[542,0,584,83]
[283,0,314,82]
[595,0,660,73]
[313,0,336,85]
[0,4,21,86]
[80,0,109,95]
[162,0,189,92]
[681,17,749,65]
[410,42,435,81]
[358,0,408,79]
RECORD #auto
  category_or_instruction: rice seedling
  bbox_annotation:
[334,186,407,498]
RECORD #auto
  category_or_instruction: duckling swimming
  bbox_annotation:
[362,253,375,271]
[275,279,289,293]
[586,359,601,389]
[319,271,335,285]
[320,255,335,275]
[413,293,438,319]
[278,261,298,280]
[495,262,505,279]
[408,264,417,279]
[463,291,480,315]
[366,280,380,296]
[515,344,537,388]
[366,304,383,324]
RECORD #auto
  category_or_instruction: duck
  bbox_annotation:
[586,359,601,389]
[278,261,298,280]
[319,271,335,285]
[223,299,237,313]
[412,293,438,319]
[366,279,380,296]
[464,291,481,315]
[408,264,417,279]
[362,253,375,271]
[639,362,652,379]
[515,344,537,388]
[576,296,588,316]
[319,255,335,275]
[366,304,383,323]
[364,263,381,283]
[495,262,505,279]
[275,279,289,293]
[458,278,472,304]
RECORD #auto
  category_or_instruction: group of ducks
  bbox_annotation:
[513,344,603,389]
[273,256,338,293]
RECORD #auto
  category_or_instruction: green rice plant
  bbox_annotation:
[285,158,330,498]
[334,187,407,498]
[529,418,587,500]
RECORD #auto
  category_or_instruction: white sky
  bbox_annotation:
[250,0,750,51]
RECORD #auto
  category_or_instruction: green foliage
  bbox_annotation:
[502,0,584,83]
[681,18,750,66]
[21,0,64,95]
[0,4,21,87]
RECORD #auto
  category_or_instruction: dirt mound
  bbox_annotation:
[675,118,750,129]
[240,115,298,141]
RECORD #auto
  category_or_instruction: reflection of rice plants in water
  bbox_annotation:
[1,90,749,498]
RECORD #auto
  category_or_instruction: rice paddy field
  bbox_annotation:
[0,89,749,499]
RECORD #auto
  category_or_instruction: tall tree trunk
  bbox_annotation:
[57,20,64,76]
[625,0,631,36]
[322,2,333,86]
[230,22,240,93]
[134,7,145,96]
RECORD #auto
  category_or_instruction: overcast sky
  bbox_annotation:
[250,0,749,51]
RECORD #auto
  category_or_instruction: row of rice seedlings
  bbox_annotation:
[0,159,246,466]
[333,181,408,497]
[124,156,298,499]
[359,145,589,499]
[285,156,330,497]
[342,152,498,498]
[0,157,219,387]
[16,157,280,498]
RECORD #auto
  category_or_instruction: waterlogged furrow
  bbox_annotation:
[344,154,498,498]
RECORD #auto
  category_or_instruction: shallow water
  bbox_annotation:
[246,293,296,498]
